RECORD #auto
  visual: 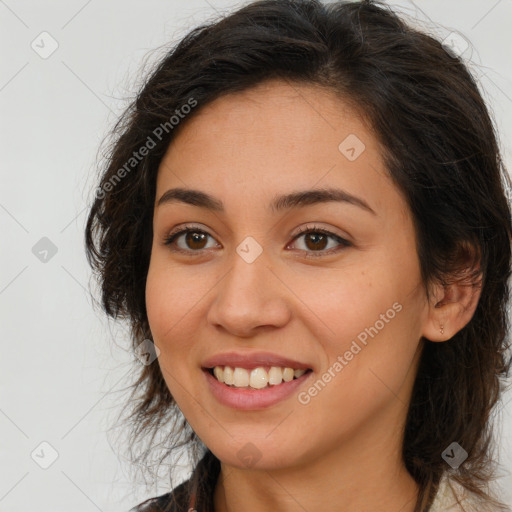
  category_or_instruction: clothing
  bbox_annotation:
[429,477,479,511]
[131,449,218,512]
[129,450,483,512]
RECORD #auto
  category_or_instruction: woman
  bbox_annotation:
[84,0,512,510]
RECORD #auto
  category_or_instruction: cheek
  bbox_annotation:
[145,263,168,337]
[145,257,211,379]
[145,260,190,363]
[302,249,423,381]
[296,304,421,449]
[295,266,391,336]
[145,263,196,401]
[145,258,196,337]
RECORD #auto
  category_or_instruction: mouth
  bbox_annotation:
[203,365,313,390]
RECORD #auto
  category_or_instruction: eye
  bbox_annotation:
[162,225,219,254]
[162,223,352,258]
[287,225,352,258]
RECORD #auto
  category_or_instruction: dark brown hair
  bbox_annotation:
[84,1,512,510]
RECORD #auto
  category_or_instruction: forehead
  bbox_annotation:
[164,79,367,155]
[155,79,403,218]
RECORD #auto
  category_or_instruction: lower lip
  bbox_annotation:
[203,368,313,410]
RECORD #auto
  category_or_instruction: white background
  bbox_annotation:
[1,0,512,511]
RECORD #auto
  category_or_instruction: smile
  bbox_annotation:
[203,366,313,410]
[208,365,311,389]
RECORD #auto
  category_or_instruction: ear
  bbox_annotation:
[421,252,483,343]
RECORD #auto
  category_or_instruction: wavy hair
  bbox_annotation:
[84,1,512,510]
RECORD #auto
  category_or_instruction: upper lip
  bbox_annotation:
[202,352,312,370]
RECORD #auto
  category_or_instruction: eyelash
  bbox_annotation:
[162,224,352,259]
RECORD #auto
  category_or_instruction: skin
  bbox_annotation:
[145,79,481,512]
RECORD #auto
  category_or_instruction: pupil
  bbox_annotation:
[187,232,207,249]
[306,233,327,251]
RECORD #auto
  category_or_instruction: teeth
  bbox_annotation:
[213,366,224,383]
[249,367,268,389]
[282,367,294,382]
[223,366,234,385]
[233,367,249,387]
[268,366,283,385]
[211,366,308,389]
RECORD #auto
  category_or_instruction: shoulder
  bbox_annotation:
[128,448,220,512]
[128,479,191,512]
[429,477,467,511]
[429,477,508,512]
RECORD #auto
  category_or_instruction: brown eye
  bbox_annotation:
[289,226,352,258]
[184,231,208,250]
[163,227,218,253]
[303,232,328,251]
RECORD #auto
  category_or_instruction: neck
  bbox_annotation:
[213,403,419,512]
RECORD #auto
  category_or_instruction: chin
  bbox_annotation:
[205,435,307,472]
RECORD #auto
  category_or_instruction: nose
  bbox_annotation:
[206,250,292,337]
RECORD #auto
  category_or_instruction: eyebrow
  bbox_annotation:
[156,187,376,215]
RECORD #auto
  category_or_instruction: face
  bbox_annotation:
[145,79,430,472]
